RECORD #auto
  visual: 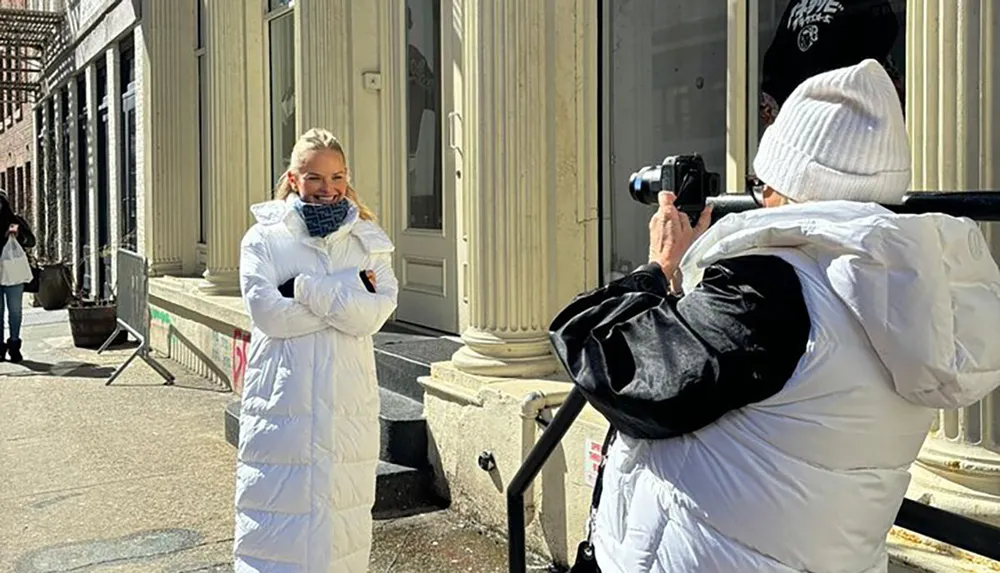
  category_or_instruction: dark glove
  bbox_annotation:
[278,277,296,298]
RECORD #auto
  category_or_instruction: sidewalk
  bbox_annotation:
[0,307,542,572]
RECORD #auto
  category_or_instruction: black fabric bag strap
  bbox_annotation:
[585,424,618,543]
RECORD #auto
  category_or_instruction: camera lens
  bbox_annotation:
[628,166,661,205]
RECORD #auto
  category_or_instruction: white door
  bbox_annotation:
[394,0,459,333]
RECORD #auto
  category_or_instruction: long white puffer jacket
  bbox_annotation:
[594,200,1000,573]
[233,195,398,573]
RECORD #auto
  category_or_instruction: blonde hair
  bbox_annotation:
[275,127,377,222]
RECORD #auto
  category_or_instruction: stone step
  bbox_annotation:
[225,390,429,465]
[373,323,463,403]
[378,387,428,469]
[373,461,449,521]
[224,388,449,519]
[222,321,458,520]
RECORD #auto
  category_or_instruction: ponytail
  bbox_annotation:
[275,171,294,200]
[347,184,377,222]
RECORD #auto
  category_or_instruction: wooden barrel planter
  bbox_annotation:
[68,302,127,349]
[35,264,72,311]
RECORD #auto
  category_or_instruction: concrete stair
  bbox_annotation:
[224,321,462,520]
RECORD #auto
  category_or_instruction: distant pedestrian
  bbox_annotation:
[233,128,398,572]
[0,188,35,363]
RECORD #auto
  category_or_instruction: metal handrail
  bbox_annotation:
[507,191,1000,572]
[507,387,1000,571]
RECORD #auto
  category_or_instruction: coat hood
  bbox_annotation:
[249,196,394,255]
[680,199,1000,410]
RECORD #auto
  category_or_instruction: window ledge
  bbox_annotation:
[148,276,249,332]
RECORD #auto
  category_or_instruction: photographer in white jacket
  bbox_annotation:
[550,59,1000,572]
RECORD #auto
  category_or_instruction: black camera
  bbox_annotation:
[628,154,723,224]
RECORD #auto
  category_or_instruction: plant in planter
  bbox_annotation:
[67,290,127,349]
[66,243,130,349]
[27,173,74,310]
[29,254,73,311]
[67,298,127,349]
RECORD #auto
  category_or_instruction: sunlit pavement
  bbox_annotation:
[0,306,544,573]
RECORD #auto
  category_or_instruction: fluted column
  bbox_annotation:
[294,0,350,149]
[68,79,80,290]
[86,64,100,296]
[54,88,66,263]
[31,105,40,245]
[42,97,55,261]
[140,2,200,276]
[451,1,598,378]
[905,0,1000,526]
[200,0,249,295]
[106,46,121,286]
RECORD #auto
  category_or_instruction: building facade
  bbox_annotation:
[18,0,1000,569]
[0,0,39,223]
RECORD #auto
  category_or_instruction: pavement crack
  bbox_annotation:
[3,472,181,503]
[172,562,233,573]
[15,536,233,573]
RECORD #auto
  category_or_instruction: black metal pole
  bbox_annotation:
[892,191,1000,220]
[507,386,588,573]
[896,498,1000,561]
[708,190,1000,221]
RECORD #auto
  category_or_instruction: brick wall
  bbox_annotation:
[0,0,36,223]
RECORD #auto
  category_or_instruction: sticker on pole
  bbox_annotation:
[584,438,604,487]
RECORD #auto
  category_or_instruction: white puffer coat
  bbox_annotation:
[593,200,1000,573]
[233,195,398,573]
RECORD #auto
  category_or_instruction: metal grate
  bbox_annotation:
[0,7,63,104]
[97,248,174,386]
[114,248,148,341]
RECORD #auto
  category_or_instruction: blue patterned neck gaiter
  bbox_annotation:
[292,197,352,237]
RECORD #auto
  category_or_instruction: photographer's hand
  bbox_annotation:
[648,191,712,283]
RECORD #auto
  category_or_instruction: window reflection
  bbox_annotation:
[755,0,906,138]
[268,12,296,189]
[405,0,443,231]
[604,0,728,282]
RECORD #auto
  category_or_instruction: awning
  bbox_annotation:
[0,7,63,104]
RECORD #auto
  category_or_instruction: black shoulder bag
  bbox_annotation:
[569,425,617,573]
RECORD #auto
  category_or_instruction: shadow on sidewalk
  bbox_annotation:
[4,359,116,379]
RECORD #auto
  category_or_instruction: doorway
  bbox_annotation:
[393,0,459,334]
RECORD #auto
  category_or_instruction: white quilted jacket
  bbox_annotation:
[233,195,398,573]
[594,200,1000,572]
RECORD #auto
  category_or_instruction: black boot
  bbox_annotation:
[0,340,6,362]
[7,339,22,363]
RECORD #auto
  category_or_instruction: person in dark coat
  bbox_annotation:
[0,188,35,363]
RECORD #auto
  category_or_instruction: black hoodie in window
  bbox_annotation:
[761,0,901,108]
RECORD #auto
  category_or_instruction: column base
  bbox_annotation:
[148,259,183,278]
[907,438,1000,528]
[199,268,240,296]
[451,327,560,378]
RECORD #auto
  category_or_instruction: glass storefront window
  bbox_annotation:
[405,0,443,231]
[750,0,907,160]
[268,10,296,189]
[120,37,137,251]
[76,73,89,293]
[602,0,729,282]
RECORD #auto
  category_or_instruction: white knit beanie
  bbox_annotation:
[752,58,911,204]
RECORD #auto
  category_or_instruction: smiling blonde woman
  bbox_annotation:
[233,128,398,573]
